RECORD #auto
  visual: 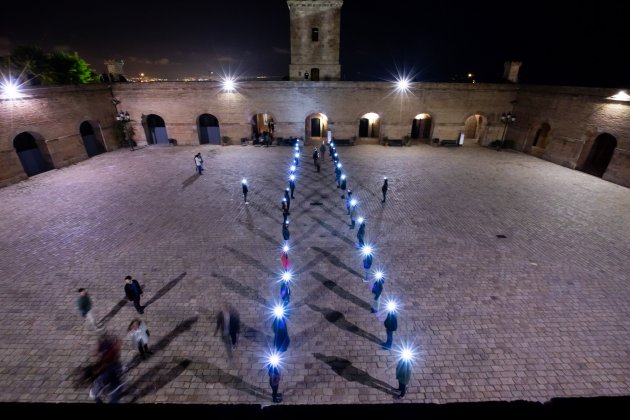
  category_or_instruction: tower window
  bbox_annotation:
[312,28,319,42]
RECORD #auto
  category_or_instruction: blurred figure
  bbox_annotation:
[356,218,366,248]
[383,310,398,350]
[382,177,388,203]
[89,334,124,404]
[76,288,99,330]
[268,364,282,403]
[242,179,249,204]
[281,246,291,270]
[272,316,290,353]
[127,318,152,359]
[282,221,290,241]
[371,275,384,313]
[227,304,241,349]
[289,175,296,199]
[282,198,289,224]
[214,304,233,358]
[395,358,412,399]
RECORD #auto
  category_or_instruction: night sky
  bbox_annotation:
[1,0,627,87]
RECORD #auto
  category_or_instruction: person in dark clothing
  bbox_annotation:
[349,198,357,229]
[272,316,290,353]
[289,175,296,199]
[76,288,99,330]
[382,177,388,203]
[346,190,353,215]
[89,334,123,404]
[356,218,366,248]
[242,179,249,204]
[312,148,319,165]
[282,198,289,224]
[395,357,412,399]
[370,271,384,313]
[268,364,282,403]
[228,304,241,349]
[280,271,292,306]
[340,174,347,199]
[284,188,291,213]
[320,142,326,161]
[383,307,398,350]
[282,221,290,241]
[335,163,342,188]
[124,276,144,314]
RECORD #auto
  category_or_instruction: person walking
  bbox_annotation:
[194,153,204,175]
[124,276,144,314]
[382,177,388,203]
[76,288,99,330]
[127,318,152,359]
[312,148,319,166]
[383,308,398,350]
[268,364,283,403]
[320,142,326,161]
[395,357,412,399]
[289,175,296,199]
[242,179,249,204]
[89,334,123,404]
[357,218,366,248]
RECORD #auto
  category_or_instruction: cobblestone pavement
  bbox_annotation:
[0,143,629,405]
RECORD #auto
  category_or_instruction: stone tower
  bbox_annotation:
[503,61,522,83]
[287,0,343,81]
[104,59,125,81]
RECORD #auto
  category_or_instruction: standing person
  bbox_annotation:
[124,276,144,314]
[228,304,241,349]
[194,153,204,175]
[268,364,283,403]
[383,307,398,350]
[356,218,366,248]
[340,174,347,199]
[282,221,290,241]
[382,177,388,203]
[284,188,291,213]
[345,190,353,215]
[370,272,384,313]
[127,318,152,359]
[335,163,342,188]
[242,179,249,204]
[395,357,412,399]
[320,142,326,161]
[312,148,319,166]
[76,288,99,330]
[281,245,291,270]
[349,198,357,229]
[214,304,233,358]
[272,315,290,353]
[280,277,291,306]
[289,175,296,199]
[282,198,289,224]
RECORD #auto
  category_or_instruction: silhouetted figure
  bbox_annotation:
[228,304,241,348]
[268,365,282,403]
[280,280,291,306]
[357,219,366,248]
[289,176,296,199]
[89,334,123,404]
[272,316,290,353]
[371,277,384,313]
[382,177,388,203]
[383,311,398,350]
[282,221,290,241]
[214,304,233,358]
[242,179,249,204]
[282,198,289,224]
[395,359,412,399]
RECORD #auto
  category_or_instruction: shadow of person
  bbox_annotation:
[143,272,187,308]
[182,174,201,189]
[126,359,191,402]
[311,246,363,278]
[312,352,397,395]
[98,298,128,327]
[310,272,371,310]
[194,361,270,400]
[306,303,381,344]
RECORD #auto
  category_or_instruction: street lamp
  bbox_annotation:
[498,112,516,151]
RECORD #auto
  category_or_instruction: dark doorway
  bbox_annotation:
[311,68,320,81]
[582,133,617,177]
[145,114,169,145]
[411,114,432,139]
[532,123,551,148]
[198,114,220,145]
[311,118,321,137]
[80,121,105,157]
[359,118,369,137]
[13,132,52,177]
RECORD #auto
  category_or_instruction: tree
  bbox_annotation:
[9,45,98,85]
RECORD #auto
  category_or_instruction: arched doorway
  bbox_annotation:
[13,132,52,177]
[532,122,551,148]
[144,114,169,145]
[411,113,432,139]
[358,112,380,139]
[581,133,617,177]
[198,113,220,145]
[463,114,487,142]
[80,121,106,157]
[305,112,328,143]
[311,68,320,81]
